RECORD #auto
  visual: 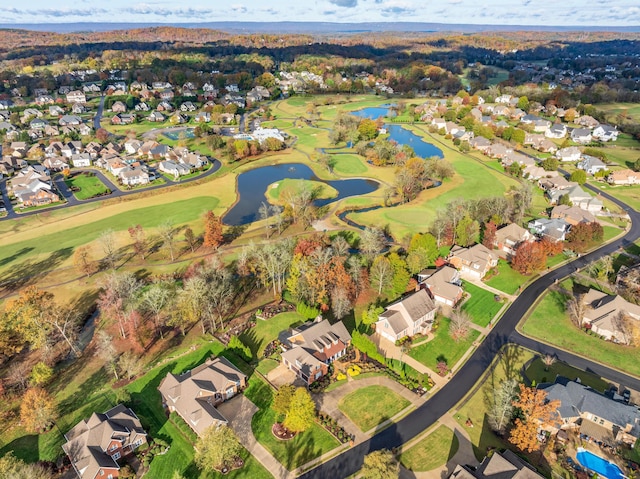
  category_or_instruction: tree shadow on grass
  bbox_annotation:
[284,428,318,470]
[0,246,34,268]
[0,247,73,293]
[0,434,40,463]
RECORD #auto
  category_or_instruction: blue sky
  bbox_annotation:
[0,0,639,26]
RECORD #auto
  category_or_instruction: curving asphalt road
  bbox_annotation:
[299,183,640,479]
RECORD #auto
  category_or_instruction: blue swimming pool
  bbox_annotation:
[576,448,624,479]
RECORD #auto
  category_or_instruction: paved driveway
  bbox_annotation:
[266,363,298,388]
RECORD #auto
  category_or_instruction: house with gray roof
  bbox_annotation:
[280,319,351,385]
[448,243,499,280]
[570,128,592,144]
[581,288,640,344]
[418,266,463,307]
[592,124,618,142]
[63,404,147,479]
[528,218,570,242]
[449,450,544,479]
[577,155,607,175]
[540,377,640,446]
[158,356,247,436]
[550,205,596,226]
[545,123,567,139]
[375,289,437,343]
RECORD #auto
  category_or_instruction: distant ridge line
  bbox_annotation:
[1,21,639,34]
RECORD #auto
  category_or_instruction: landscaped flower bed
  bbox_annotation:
[272,422,296,440]
[215,455,244,474]
[317,412,354,445]
[256,302,296,320]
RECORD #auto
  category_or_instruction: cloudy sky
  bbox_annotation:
[0,0,639,26]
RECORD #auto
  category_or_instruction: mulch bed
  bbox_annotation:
[215,456,244,474]
[272,422,296,440]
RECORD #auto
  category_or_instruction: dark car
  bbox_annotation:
[623,390,631,404]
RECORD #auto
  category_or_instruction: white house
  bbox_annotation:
[592,125,619,142]
[375,289,437,342]
[577,155,607,175]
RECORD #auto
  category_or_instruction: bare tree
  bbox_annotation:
[612,311,633,345]
[98,272,140,338]
[258,202,272,238]
[95,330,119,380]
[7,361,31,393]
[331,288,352,320]
[370,255,393,296]
[331,236,350,258]
[487,378,518,434]
[99,229,118,269]
[141,281,175,339]
[271,205,285,235]
[249,240,294,297]
[48,304,81,357]
[542,354,556,371]
[157,221,177,261]
[449,309,472,341]
[118,351,142,380]
[566,293,586,329]
[359,227,385,262]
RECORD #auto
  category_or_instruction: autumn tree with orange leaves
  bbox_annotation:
[509,384,560,453]
[203,211,224,249]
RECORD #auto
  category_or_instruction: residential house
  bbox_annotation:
[71,153,92,168]
[148,111,166,123]
[570,128,592,144]
[494,223,532,256]
[111,114,135,125]
[502,152,535,168]
[523,165,558,181]
[592,125,618,142]
[134,102,150,112]
[576,115,600,128]
[495,94,513,104]
[374,289,437,343]
[545,123,567,139]
[78,124,92,136]
[9,166,58,206]
[43,156,69,171]
[538,176,573,192]
[607,169,640,186]
[280,319,352,385]
[66,90,86,104]
[419,266,463,307]
[537,139,558,154]
[63,404,147,479]
[524,133,545,148]
[194,111,211,123]
[528,218,570,242]
[431,118,446,131]
[492,105,510,116]
[59,115,82,126]
[577,155,607,175]
[9,142,29,158]
[152,81,172,90]
[111,101,127,113]
[180,101,197,112]
[159,160,191,178]
[556,146,582,162]
[157,101,173,112]
[169,112,188,124]
[448,244,499,280]
[49,105,65,116]
[582,289,640,344]
[564,185,603,212]
[533,119,552,133]
[158,357,246,436]
[541,377,640,445]
[486,143,512,160]
[71,103,87,114]
[470,136,492,153]
[119,166,150,186]
[159,89,174,100]
[550,205,596,225]
[449,450,544,479]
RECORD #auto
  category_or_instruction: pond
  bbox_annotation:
[351,106,443,159]
[222,163,379,226]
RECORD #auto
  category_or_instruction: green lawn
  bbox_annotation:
[255,359,280,376]
[124,341,271,479]
[64,173,110,200]
[461,281,505,327]
[245,377,339,470]
[524,357,610,393]
[349,126,520,240]
[409,317,480,370]
[400,425,458,471]
[0,196,218,275]
[455,345,535,461]
[591,182,640,213]
[485,260,529,295]
[331,153,368,175]
[338,385,411,432]
[267,178,338,204]
[522,291,640,377]
[240,312,305,359]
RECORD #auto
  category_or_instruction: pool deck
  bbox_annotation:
[576,448,625,479]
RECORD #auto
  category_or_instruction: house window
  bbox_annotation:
[112,452,121,460]
[108,475,113,479]
[599,419,604,425]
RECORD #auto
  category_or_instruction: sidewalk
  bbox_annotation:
[398,412,479,479]
[371,333,447,389]
[218,395,292,479]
